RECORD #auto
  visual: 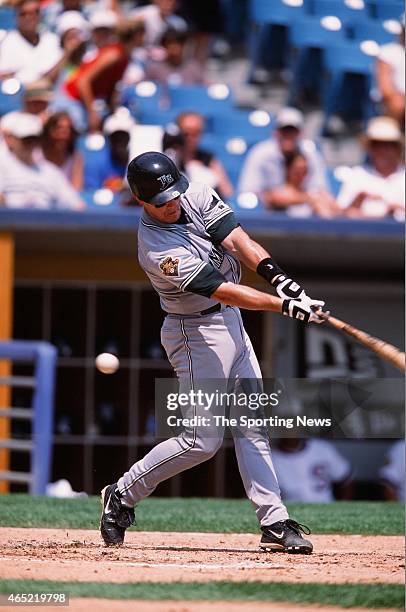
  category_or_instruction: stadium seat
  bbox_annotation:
[80,189,119,208]
[120,81,162,120]
[311,0,369,25]
[374,2,404,21]
[287,16,347,104]
[0,6,16,31]
[168,84,234,115]
[208,110,272,144]
[0,78,23,115]
[351,19,400,44]
[248,0,306,80]
[321,41,376,126]
[250,0,306,26]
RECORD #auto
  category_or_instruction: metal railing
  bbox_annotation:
[0,341,57,494]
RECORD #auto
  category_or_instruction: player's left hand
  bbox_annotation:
[282,296,326,324]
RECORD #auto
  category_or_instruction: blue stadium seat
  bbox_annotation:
[0,78,23,115]
[120,81,162,120]
[250,0,306,25]
[81,189,119,208]
[374,2,404,21]
[168,84,234,115]
[351,19,399,44]
[248,0,306,79]
[311,0,369,24]
[0,6,16,30]
[322,41,376,125]
[288,16,347,104]
[139,109,179,126]
[208,110,272,144]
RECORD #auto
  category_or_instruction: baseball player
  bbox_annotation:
[100,152,326,553]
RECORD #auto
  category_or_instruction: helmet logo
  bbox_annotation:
[157,174,174,190]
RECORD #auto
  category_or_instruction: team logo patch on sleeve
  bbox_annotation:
[159,256,180,277]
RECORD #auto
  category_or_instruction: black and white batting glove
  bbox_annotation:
[282,297,326,324]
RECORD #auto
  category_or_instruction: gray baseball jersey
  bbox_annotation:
[138,182,241,314]
[117,182,289,527]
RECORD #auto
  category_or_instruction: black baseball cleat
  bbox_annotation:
[260,519,313,554]
[100,483,135,546]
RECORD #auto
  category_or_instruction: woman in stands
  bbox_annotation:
[41,111,83,190]
[62,19,145,131]
[264,151,339,218]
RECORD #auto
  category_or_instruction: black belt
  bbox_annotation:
[199,303,222,316]
[167,303,222,317]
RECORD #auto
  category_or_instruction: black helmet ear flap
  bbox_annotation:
[127,151,189,205]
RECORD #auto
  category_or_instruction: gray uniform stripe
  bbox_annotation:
[120,319,196,494]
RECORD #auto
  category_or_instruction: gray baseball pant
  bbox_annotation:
[117,306,288,526]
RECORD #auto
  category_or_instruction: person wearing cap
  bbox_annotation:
[238,107,329,213]
[0,0,62,84]
[88,9,118,52]
[83,110,134,191]
[376,15,405,126]
[0,112,84,211]
[337,116,404,220]
[62,19,146,131]
[23,78,53,120]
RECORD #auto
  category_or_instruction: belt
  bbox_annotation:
[199,303,222,316]
[167,303,223,317]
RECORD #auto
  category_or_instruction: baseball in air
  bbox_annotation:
[95,353,119,374]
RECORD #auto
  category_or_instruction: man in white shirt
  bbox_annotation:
[0,0,62,85]
[337,116,405,220]
[0,112,84,211]
[237,107,328,212]
[272,438,353,503]
[379,440,405,502]
[376,18,405,125]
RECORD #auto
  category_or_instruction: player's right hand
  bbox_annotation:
[282,296,326,324]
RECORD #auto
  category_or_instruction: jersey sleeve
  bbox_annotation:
[198,184,238,243]
[147,246,226,298]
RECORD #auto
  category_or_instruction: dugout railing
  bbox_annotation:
[0,341,57,494]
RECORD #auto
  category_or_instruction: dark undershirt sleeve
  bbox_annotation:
[207,213,239,244]
[186,263,226,298]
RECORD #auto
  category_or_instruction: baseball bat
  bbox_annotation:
[316,310,405,372]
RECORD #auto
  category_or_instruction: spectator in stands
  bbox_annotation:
[177,111,233,199]
[45,10,90,131]
[61,19,145,131]
[0,112,84,210]
[144,28,205,87]
[379,439,405,502]
[87,9,118,55]
[263,151,339,218]
[41,111,83,189]
[376,16,405,127]
[337,117,405,221]
[0,0,62,84]
[131,0,187,48]
[23,79,53,122]
[272,438,353,503]
[83,110,134,191]
[238,108,329,210]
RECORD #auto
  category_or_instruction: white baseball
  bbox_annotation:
[95,352,120,374]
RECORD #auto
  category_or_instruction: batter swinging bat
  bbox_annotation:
[316,310,405,372]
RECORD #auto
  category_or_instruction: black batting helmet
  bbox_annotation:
[127,151,189,206]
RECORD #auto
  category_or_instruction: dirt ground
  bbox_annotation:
[0,528,403,588]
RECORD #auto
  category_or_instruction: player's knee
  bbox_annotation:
[194,435,223,459]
